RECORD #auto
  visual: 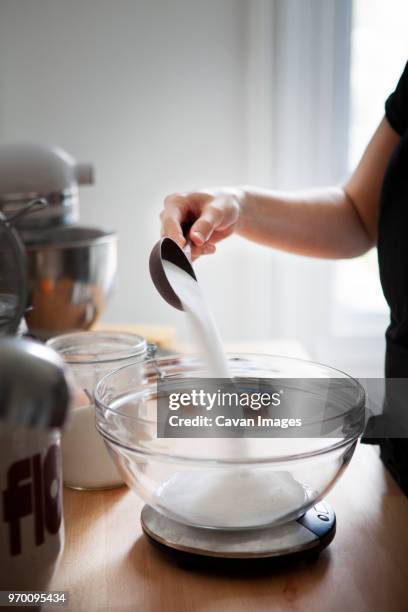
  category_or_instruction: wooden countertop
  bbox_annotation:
[51,443,408,612]
[50,337,408,610]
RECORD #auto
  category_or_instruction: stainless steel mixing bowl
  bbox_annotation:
[24,226,117,339]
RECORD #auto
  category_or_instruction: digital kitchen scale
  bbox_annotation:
[141,500,335,567]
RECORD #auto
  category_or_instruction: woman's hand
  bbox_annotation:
[160,188,242,259]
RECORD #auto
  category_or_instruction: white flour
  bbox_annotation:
[158,257,306,528]
[155,468,307,528]
[61,403,122,489]
[162,260,230,377]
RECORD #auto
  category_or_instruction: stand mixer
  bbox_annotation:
[0,142,117,339]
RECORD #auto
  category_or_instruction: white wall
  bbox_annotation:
[0,0,385,375]
[0,0,259,342]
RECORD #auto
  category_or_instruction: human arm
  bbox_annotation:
[160,117,400,259]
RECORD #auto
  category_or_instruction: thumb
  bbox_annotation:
[189,204,224,246]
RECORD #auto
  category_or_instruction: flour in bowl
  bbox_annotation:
[159,255,306,528]
[154,468,307,528]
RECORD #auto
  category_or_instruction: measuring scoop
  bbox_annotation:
[149,236,197,311]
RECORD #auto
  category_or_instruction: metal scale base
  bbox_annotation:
[141,500,336,567]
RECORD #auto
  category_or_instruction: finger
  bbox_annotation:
[160,216,186,247]
[191,242,216,260]
[164,192,190,210]
[203,226,235,244]
[190,225,233,251]
[189,206,224,246]
[161,193,197,246]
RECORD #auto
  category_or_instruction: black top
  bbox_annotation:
[375,62,408,494]
[378,61,408,377]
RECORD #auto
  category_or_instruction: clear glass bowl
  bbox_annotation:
[94,354,365,530]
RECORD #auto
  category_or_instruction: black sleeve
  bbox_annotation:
[385,61,408,136]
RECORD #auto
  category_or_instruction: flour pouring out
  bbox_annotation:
[162,259,230,378]
[155,253,307,529]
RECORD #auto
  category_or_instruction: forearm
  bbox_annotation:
[161,119,398,260]
[236,186,374,259]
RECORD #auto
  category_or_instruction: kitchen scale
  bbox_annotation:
[141,500,335,566]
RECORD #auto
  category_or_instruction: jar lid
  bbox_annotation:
[0,338,70,429]
[0,212,27,335]
[47,331,148,364]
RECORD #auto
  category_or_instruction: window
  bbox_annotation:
[331,0,408,337]
[245,0,407,375]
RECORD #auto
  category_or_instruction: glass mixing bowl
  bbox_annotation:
[94,354,365,530]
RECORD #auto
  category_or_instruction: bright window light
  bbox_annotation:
[333,0,408,330]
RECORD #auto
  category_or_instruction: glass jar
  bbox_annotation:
[47,331,149,490]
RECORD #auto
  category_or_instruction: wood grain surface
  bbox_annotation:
[50,443,408,612]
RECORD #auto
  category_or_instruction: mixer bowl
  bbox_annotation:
[95,354,366,530]
[24,225,117,339]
